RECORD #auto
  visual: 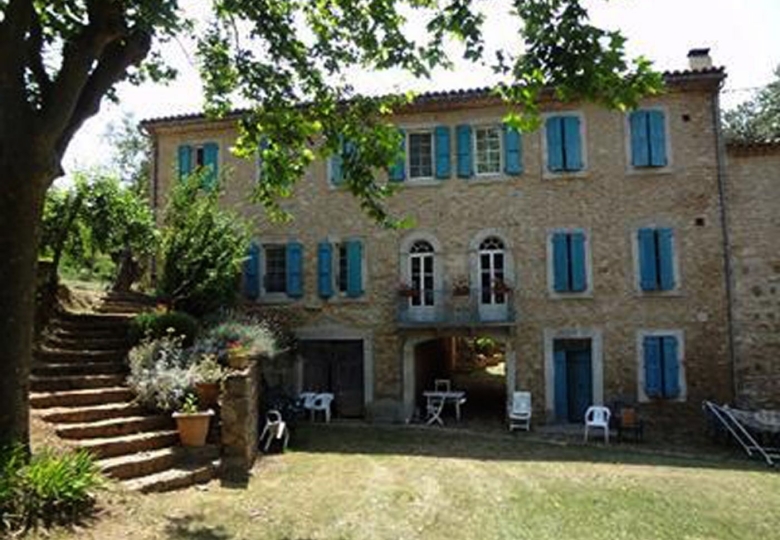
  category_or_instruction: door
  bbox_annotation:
[300,340,365,418]
[478,237,508,322]
[553,339,593,423]
[409,241,436,321]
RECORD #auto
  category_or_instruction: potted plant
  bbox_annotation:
[226,340,253,369]
[492,278,513,295]
[190,354,224,408]
[398,283,419,298]
[172,393,214,447]
[452,277,470,297]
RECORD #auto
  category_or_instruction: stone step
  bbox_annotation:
[38,402,147,424]
[30,373,126,392]
[49,325,130,340]
[99,445,219,481]
[36,348,127,364]
[56,311,136,326]
[42,334,130,351]
[122,461,219,493]
[32,361,127,378]
[55,415,173,440]
[74,430,178,459]
[30,387,134,409]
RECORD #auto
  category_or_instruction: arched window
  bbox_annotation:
[479,236,506,305]
[409,240,435,307]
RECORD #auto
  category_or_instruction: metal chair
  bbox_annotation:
[260,409,289,452]
[584,405,612,443]
[508,391,532,431]
[426,395,446,426]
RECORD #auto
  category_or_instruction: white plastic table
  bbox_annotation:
[423,390,467,424]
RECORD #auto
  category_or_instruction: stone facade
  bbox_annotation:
[725,142,780,409]
[145,64,745,426]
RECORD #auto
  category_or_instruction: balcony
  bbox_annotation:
[397,288,516,329]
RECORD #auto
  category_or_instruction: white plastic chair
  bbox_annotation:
[426,395,446,426]
[584,405,611,443]
[299,392,317,417]
[259,410,289,452]
[434,379,451,392]
[508,391,532,431]
[310,393,334,423]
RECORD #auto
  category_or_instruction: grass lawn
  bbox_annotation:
[34,424,780,540]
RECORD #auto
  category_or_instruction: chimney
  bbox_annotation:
[688,48,712,71]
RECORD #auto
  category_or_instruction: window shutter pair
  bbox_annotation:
[317,240,363,298]
[552,232,587,293]
[329,138,357,186]
[243,242,261,300]
[638,228,675,291]
[644,336,681,398]
[546,116,582,172]
[457,124,524,178]
[177,142,219,189]
[630,110,667,168]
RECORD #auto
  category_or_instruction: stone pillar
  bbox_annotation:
[220,358,261,483]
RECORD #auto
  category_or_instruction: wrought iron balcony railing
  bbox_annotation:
[397,288,516,327]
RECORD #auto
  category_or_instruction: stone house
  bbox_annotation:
[142,49,776,425]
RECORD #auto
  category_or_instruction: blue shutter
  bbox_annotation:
[389,129,406,182]
[570,232,587,292]
[203,142,219,189]
[638,228,658,291]
[546,117,564,172]
[243,242,260,300]
[658,228,676,291]
[503,124,523,175]
[346,240,364,298]
[630,111,650,167]
[648,110,668,167]
[563,116,582,171]
[456,124,473,178]
[554,349,568,421]
[434,126,451,179]
[286,242,304,298]
[317,242,333,298]
[552,233,570,292]
[329,152,344,186]
[644,336,662,398]
[662,336,681,398]
[178,145,193,180]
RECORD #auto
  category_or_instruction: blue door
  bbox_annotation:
[553,340,593,423]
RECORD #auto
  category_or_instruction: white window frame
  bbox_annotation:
[406,129,436,182]
[473,125,503,177]
[630,225,682,296]
[624,105,674,175]
[399,233,442,320]
[259,242,292,304]
[636,329,687,403]
[540,111,588,179]
[545,228,594,299]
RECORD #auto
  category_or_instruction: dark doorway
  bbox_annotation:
[300,340,365,418]
[553,339,593,423]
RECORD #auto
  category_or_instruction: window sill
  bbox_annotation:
[401,179,444,187]
[542,170,589,180]
[548,291,594,300]
[467,175,512,185]
[321,294,370,304]
[634,290,684,298]
[257,294,299,305]
[626,166,674,176]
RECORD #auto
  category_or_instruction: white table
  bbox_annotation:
[423,390,467,425]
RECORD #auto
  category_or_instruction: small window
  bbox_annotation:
[474,127,501,175]
[264,245,287,294]
[337,244,349,293]
[629,110,667,168]
[194,146,206,168]
[642,335,681,399]
[551,232,588,293]
[638,228,676,292]
[408,132,434,179]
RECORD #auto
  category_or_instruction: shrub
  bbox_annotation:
[205,317,277,358]
[0,445,104,534]
[128,310,199,347]
[127,335,195,412]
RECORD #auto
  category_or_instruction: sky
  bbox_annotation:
[62,0,780,177]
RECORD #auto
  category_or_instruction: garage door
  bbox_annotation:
[300,340,365,418]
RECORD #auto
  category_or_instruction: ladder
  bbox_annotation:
[703,401,779,467]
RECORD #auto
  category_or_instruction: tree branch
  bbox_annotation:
[0,0,34,113]
[26,9,51,97]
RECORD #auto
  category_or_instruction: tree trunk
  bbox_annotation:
[0,164,48,449]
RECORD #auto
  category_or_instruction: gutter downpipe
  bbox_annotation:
[712,78,738,404]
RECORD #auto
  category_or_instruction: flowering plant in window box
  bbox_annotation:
[452,278,470,297]
[492,278,513,295]
[397,283,419,298]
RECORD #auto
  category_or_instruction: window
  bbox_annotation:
[408,132,434,179]
[317,240,364,299]
[642,335,682,399]
[551,232,588,293]
[638,228,676,291]
[479,237,506,305]
[545,115,583,173]
[337,244,348,293]
[629,110,667,168]
[409,240,435,306]
[177,142,219,188]
[474,127,501,175]
[264,245,287,294]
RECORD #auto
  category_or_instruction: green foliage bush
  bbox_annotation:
[129,310,200,347]
[0,445,104,534]
[157,176,250,317]
[127,335,196,412]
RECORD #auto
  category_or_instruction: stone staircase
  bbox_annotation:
[31,291,219,493]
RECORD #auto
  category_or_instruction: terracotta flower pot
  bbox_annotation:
[172,409,214,447]
[227,350,252,369]
[194,381,221,408]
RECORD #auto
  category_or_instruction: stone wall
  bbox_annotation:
[726,143,780,409]
[220,358,261,481]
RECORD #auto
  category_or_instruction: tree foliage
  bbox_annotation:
[723,65,780,143]
[157,175,250,317]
